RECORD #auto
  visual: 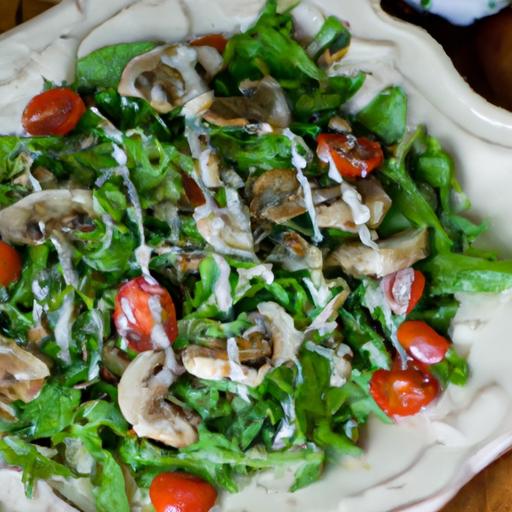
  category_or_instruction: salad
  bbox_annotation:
[0,1,511,511]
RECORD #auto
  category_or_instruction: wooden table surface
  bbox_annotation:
[1,1,511,511]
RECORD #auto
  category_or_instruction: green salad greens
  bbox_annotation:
[0,1,510,510]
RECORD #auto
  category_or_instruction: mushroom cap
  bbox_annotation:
[250,168,306,224]
[118,350,198,448]
[326,228,429,278]
[0,189,94,245]
[356,177,392,229]
[181,345,270,388]
[205,76,291,128]
[118,44,208,114]
[0,336,49,410]
[193,189,255,259]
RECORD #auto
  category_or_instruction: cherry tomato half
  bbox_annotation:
[113,276,177,352]
[382,269,426,315]
[370,367,440,417]
[190,33,228,53]
[0,241,21,287]
[316,133,384,179]
[22,88,86,136]
[397,320,450,365]
[150,472,217,512]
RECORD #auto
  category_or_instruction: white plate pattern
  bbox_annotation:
[1,1,512,511]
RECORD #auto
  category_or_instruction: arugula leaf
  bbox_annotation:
[339,308,391,370]
[0,381,81,440]
[293,74,366,120]
[210,129,292,174]
[306,16,351,60]
[0,436,74,498]
[407,295,459,333]
[123,135,184,205]
[94,89,172,140]
[380,147,453,254]
[430,347,469,387]
[224,0,324,85]
[76,42,158,91]
[356,86,407,144]
[175,314,252,347]
[421,252,512,294]
[53,401,129,512]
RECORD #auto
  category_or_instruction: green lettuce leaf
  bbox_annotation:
[356,86,407,145]
[76,42,158,91]
[0,436,74,498]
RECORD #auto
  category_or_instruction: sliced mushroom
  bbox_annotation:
[194,189,255,259]
[118,350,199,448]
[204,76,291,128]
[182,345,271,388]
[0,189,94,245]
[356,177,392,229]
[250,169,306,223]
[118,44,208,114]
[0,336,50,417]
[311,185,342,205]
[315,201,357,231]
[326,228,429,278]
[257,302,304,366]
[267,231,323,274]
[195,333,272,362]
[194,46,224,80]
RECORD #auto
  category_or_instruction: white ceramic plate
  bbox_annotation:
[1,1,512,511]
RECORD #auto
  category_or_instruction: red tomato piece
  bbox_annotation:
[150,472,217,512]
[0,241,22,287]
[382,269,426,315]
[316,133,384,179]
[406,270,426,314]
[190,33,228,53]
[113,276,177,352]
[397,320,450,365]
[182,172,206,207]
[370,367,440,417]
[22,88,86,136]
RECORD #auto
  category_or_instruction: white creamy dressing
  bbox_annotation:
[302,277,332,309]
[235,264,274,299]
[226,337,247,384]
[282,129,322,243]
[108,145,153,276]
[272,396,297,449]
[88,310,105,380]
[184,117,222,188]
[193,188,256,259]
[211,254,233,313]
[98,214,115,253]
[0,469,79,512]
[89,107,124,144]
[257,302,304,366]
[361,341,391,370]
[324,152,378,249]
[161,45,208,104]
[54,292,75,364]
[306,290,347,336]
[363,280,408,368]
[50,234,79,288]
[147,293,171,350]
[304,341,352,387]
